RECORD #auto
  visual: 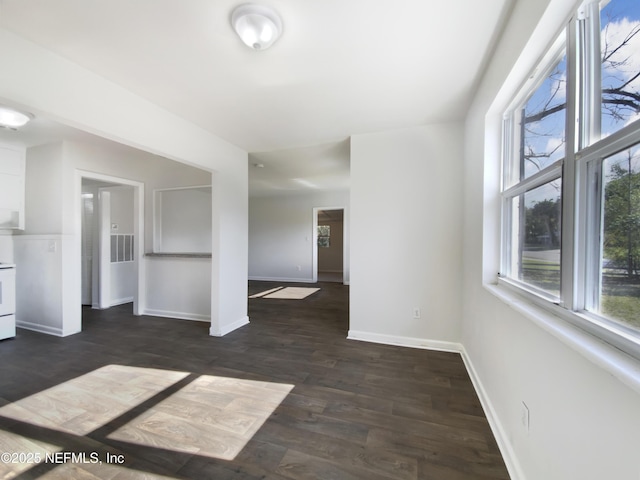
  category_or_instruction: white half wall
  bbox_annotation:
[350,124,464,344]
[146,256,211,322]
[14,234,77,336]
[462,0,640,479]
[248,191,350,283]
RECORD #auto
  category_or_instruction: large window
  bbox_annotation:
[501,0,640,356]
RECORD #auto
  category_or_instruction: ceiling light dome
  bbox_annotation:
[0,105,33,129]
[231,4,282,50]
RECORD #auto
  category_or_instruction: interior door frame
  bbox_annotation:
[76,170,145,316]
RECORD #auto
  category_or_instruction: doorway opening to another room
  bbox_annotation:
[80,172,144,316]
[313,207,345,283]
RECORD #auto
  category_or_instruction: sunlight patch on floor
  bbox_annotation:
[249,286,284,298]
[0,365,189,436]
[250,286,320,299]
[0,365,293,477]
[0,430,61,479]
[108,375,293,461]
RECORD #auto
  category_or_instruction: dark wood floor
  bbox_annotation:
[0,281,509,479]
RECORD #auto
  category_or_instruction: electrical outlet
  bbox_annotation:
[521,401,530,433]
[296,265,301,271]
[412,307,421,319]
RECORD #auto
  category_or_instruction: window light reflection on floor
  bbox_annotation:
[108,375,293,461]
[0,364,294,477]
[0,365,189,436]
[250,286,320,299]
[0,430,61,479]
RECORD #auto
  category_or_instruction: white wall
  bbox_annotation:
[14,235,67,335]
[63,141,212,249]
[462,0,640,479]
[0,27,248,337]
[248,191,350,283]
[146,257,211,322]
[23,143,65,234]
[155,186,212,253]
[349,124,464,350]
[0,233,12,263]
[14,143,72,334]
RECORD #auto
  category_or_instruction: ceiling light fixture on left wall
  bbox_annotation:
[231,4,283,51]
[0,105,33,129]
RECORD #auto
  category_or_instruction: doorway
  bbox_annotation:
[313,207,346,283]
[79,172,144,315]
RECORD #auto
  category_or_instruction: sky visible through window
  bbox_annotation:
[601,0,640,137]
[522,57,567,180]
[600,0,640,183]
[521,0,640,207]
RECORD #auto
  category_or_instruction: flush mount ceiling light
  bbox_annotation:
[0,105,33,129]
[231,4,282,50]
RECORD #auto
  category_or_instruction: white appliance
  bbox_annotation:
[0,263,16,340]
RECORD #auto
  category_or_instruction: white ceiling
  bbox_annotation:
[0,0,511,193]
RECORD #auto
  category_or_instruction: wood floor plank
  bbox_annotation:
[0,280,509,479]
[276,449,377,480]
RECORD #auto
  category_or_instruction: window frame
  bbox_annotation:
[500,32,567,303]
[499,0,640,361]
[317,224,331,248]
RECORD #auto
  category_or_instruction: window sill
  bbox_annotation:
[484,282,640,395]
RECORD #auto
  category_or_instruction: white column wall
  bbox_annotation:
[13,143,69,334]
[349,124,464,350]
[462,0,640,479]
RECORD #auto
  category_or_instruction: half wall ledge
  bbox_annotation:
[145,253,212,258]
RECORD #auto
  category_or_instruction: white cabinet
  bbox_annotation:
[0,144,25,230]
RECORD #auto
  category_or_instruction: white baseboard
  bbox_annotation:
[16,320,65,337]
[347,330,462,353]
[143,309,210,323]
[460,345,526,480]
[210,316,250,337]
[249,276,315,283]
[110,296,134,307]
